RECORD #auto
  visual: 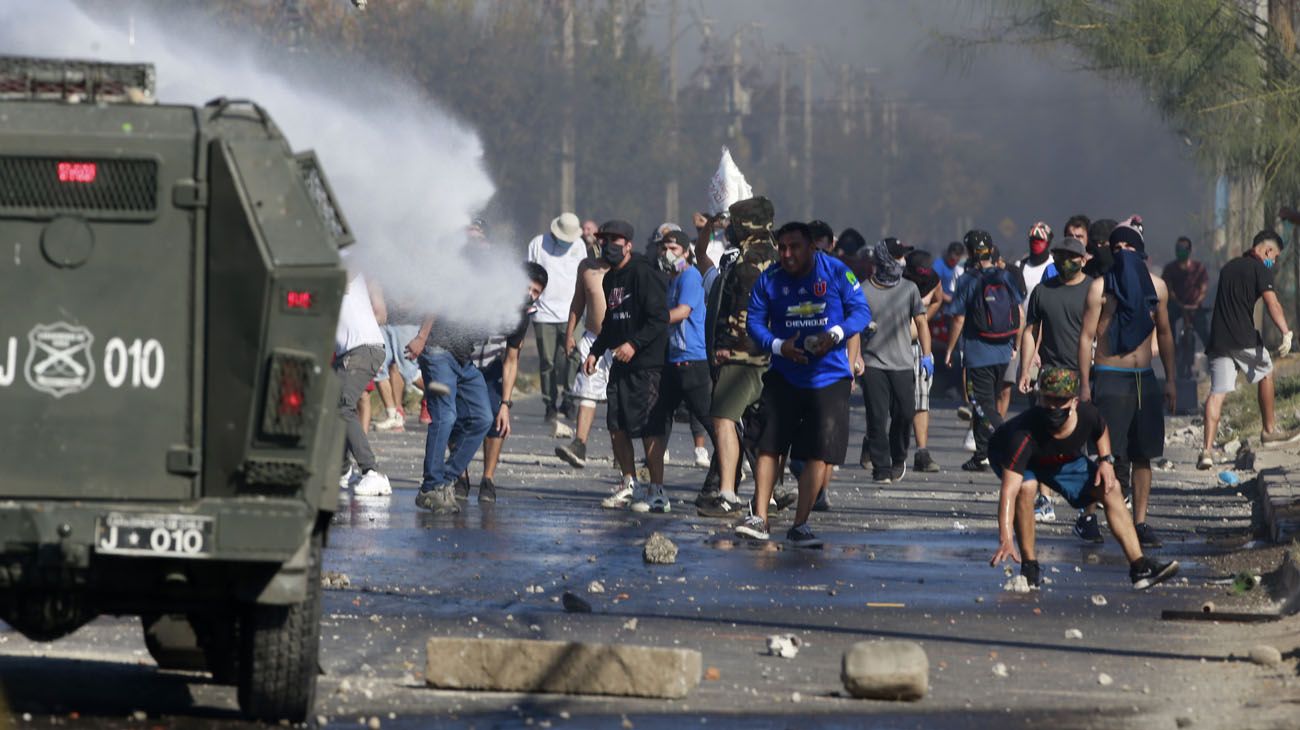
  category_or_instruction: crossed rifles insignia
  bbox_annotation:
[25,322,96,398]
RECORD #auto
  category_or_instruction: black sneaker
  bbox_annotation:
[698,494,744,518]
[772,490,798,512]
[1073,513,1104,544]
[890,462,907,483]
[1130,557,1179,590]
[555,438,587,468]
[415,485,460,514]
[914,448,940,473]
[478,477,497,503]
[960,456,989,472]
[453,474,471,502]
[785,523,824,548]
[544,405,558,424]
[695,488,721,508]
[872,470,892,484]
[812,489,831,512]
[1134,522,1162,548]
[1021,559,1043,588]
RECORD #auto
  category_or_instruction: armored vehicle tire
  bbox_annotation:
[142,613,208,672]
[236,530,323,723]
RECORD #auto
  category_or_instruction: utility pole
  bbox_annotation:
[777,51,788,162]
[665,0,679,223]
[729,31,743,140]
[880,99,896,236]
[560,0,576,214]
[802,47,813,219]
[612,0,625,60]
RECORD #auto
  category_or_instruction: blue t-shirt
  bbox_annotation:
[947,266,1023,368]
[933,257,959,297]
[668,267,707,363]
[748,252,873,389]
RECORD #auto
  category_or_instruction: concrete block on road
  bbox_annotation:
[841,640,928,701]
[1255,465,1300,544]
[425,637,701,699]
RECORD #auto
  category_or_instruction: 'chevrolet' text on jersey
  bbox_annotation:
[747,252,872,389]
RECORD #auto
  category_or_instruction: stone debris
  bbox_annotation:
[587,580,606,594]
[368,717,382,730]
[1064,628,1083,640]
[1090,594,1108,607]
[991,662,1009,678]
[622,618,638,632]
[766,634,802,658]
[1247,645,1283,668]
[841,640,928,701]
[1003,575,1031,594]
[425,637,701,699]
[643,532,678,565]
[561,592,592,613]
[525,584,544,594]
[322,571,352,589]
[1097,672,1113,686]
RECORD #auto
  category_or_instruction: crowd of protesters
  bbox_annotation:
[331,196,1300,592]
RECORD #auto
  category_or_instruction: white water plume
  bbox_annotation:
[1,0,523,330]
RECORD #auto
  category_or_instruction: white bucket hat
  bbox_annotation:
[550,212,581,243]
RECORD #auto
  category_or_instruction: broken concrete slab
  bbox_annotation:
[841,640,928,701]
[643,532,678,564]
[425,637,701,699]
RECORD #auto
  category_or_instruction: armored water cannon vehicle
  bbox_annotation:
[0,55,349,722]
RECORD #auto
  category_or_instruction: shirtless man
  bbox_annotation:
[1078,222,1175,549]
[555,250,613,467]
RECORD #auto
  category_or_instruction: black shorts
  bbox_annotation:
[606,366,661,438]
[644,360,713,438]
[755,372,852,464]
[1092,367,1164,462]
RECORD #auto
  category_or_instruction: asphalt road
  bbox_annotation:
[2,387,1297,729]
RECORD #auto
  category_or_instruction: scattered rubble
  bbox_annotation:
[991,662,1009,678]
[1064,628,1083,640]
[1090,594,1108,607]
[841,641,928,700]
[1003,575,1031,594]
[1097,672,1113,687]
[766,634,802,658]
[1247,645,1283,668]
[587,580,606,594]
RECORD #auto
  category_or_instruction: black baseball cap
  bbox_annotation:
[883,236,913,258]
[596,219,635,241]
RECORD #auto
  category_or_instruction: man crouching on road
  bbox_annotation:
[988,367,1179,590]
[735,221,872,547]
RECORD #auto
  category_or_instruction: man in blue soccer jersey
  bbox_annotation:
[735,221,872,547]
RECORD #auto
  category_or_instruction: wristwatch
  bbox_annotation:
[501,399,513,409]
[1098,454,1115,465]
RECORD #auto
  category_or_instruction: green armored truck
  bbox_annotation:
[0,56,348,722]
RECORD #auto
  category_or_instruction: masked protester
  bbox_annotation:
[1077,221,1175,549]
[1160,237,1211,360]
[1000,221,1059,422]
[584,220,671,512]
[1199,230,1296,470]
[987,367,1179,591]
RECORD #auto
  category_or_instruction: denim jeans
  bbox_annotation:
[417,347,492,490]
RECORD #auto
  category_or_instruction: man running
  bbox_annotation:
[583,220,670,512]
[1199,230,1296,468]
[1078,222,1175,547]
[556,243,613,468]
[989,367,1179,590]
[859,238,929,483]
[734,221,872,547]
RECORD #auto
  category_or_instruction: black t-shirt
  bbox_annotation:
[990,402,1105,474]
[591,254,669,370]
[1025,275,1092,370]
[1207,255,1274,355]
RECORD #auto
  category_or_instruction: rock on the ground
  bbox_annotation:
[841,640,928,701]
[1090,594,1108,607]
[1248,645,1283,668]
[1064,628,1083,640]
[1003,575,1030,594]
[1097,672,1113,686]
[588,580,606,594]
[425,637,701,699]
[643,532,678,564]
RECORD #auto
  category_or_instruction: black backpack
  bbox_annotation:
[969,268,1020,343]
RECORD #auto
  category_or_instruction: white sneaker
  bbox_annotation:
[352,470,392,496]
[694,446,710,468]
[372,413,405,432]
[963,428,976,452]
[648,484,671,513]
[629,483,655,513]
[601,483,635,509]
[338,464,358,489]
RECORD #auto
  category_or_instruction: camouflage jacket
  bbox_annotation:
[709,236,777,367]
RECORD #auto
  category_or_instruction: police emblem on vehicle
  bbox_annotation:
[25,322,95,398]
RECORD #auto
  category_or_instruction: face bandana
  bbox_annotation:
[602,241,625,265]
[1029,238,1049,256]
[1055,256,1083,278]
[1043,405,1071,430]
[871,241,903,287]
[1175,248,1190,262]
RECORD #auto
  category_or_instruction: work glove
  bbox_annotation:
[920,354,934,378]
[1280,330,1294,357]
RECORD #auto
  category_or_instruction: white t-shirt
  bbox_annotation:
[1020,258,1053,299]
[527,232,586,324]
[335,273,385,355]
